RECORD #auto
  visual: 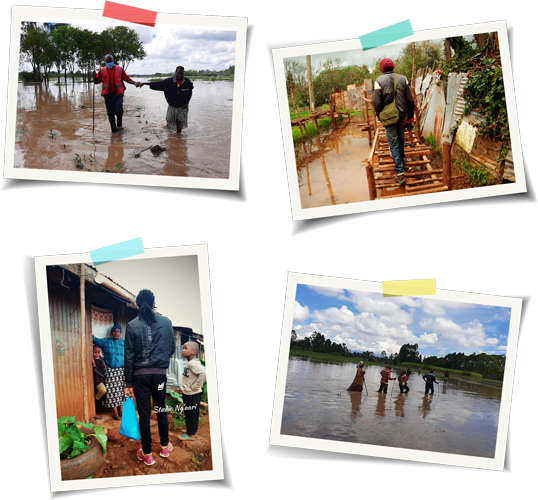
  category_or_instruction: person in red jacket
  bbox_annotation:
[93,54,141,133]
[398,370,410,394]
[377,366,396,393]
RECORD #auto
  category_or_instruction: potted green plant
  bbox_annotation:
[58,416,107,480]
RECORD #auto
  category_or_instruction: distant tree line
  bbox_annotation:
[19,22,146,83]
[291,333,505,381]
[154,65,234,78]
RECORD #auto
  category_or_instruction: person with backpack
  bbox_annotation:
[373,58,416,186]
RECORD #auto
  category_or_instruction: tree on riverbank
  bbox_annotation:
[19,22,146,82]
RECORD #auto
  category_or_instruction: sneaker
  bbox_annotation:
[394,174,406,185]
[160,442,173,458]
[137,449,155,466]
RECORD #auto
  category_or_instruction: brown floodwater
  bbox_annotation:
[281,358,502,458]
[295,120,372,209]
[14,79,234,178]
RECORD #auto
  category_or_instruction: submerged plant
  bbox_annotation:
[49,128,57,140]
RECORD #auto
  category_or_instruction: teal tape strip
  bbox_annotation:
[90,238,145,266]
[360,20,413,51]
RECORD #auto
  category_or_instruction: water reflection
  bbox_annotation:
[15,79,233,178]
[282,357,502,457]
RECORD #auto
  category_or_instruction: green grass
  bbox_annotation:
[290,347,368,364]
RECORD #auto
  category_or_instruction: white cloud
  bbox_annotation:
[313,306,355,326]
[423,317,497,349]
[419,332,438,345]
[307,285,347,297]
[421,298,477,317]
[293,302,309,323]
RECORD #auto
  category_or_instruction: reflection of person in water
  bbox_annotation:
[421,394,433,418]
[394,394,406,418]
[347,361,365,392]
[348,391,363,421]
[375,393,387,417]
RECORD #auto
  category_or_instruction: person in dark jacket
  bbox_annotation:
[422,369,439,395]
[373,58,415,185]
[92,345,107,419]
[139,66,194,133]
[124,289,176,466]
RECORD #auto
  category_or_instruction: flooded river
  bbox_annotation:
[281,357,502,458]
[15,79,233,178]
[296,119,372,208]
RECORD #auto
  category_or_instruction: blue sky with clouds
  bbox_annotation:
[293,285,511,357]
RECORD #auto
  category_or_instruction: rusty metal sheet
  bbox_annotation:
[347,85,358,110]
[415,75,423,96]
[343,90,350,110]
[442,73,464,144]
[421,82,446,145]
[421,73,433,96]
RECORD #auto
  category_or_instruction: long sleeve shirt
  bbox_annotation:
[149,77,194,108]
[92,335,125,368]
[182,358,206,395]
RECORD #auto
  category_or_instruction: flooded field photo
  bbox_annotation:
[15,79,233,178]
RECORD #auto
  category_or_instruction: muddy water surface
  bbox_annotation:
[282,358,502,458]
[296,120,371,208]
[15,79,234,178]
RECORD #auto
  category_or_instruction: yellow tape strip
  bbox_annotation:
[383,279,436,297]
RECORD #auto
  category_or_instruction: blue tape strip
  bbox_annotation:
[360,20,414,51]
[90,238,145,266]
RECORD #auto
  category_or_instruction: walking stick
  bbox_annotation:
[92,69,95,134]
[390,378,396,397]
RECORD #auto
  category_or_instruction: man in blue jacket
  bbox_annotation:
[139,66,194,133]
[373,58,415,185]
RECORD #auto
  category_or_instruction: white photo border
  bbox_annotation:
[5,5,246,191]
[35,244,223,491]
[269,272,522,471]
[272,20,526,220]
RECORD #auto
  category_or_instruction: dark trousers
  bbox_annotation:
[133,374,169,454]
[377,382,388,393]
[384,116,406,175]
[183,392,202,436]
[399,384,410,394]
[103,94,124,131]
[425,383,434,395]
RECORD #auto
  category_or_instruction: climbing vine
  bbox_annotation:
[438,36,510,162]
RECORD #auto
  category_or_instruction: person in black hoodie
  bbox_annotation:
[422,369,439,395]
[139,66,194,133]
[124,289,176,466]
[373,58,415,185]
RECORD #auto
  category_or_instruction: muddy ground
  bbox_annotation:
[92,405,212,478]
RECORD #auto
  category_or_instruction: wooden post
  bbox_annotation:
[290,84,311,142]
[366,165,376,200]
[329,102,337,130]
[80,265,90,423]
[443,142,452,190]
[306,55,315,114]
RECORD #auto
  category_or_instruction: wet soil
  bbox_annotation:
[93,405,212,478]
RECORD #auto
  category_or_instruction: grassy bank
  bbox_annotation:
[290,108,363,144]
[290,347,368,365]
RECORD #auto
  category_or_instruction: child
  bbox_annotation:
[92,345,107,419]
[179,341,206,440]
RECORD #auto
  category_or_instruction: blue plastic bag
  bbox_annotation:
[119,397,140,440]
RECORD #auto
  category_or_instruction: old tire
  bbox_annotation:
[60,432,105,481]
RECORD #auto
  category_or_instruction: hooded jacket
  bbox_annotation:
[124,313,176,385]
[373,71,415,120]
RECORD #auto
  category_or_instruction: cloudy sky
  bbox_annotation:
[24,20,237,74]
[293,285,511,357]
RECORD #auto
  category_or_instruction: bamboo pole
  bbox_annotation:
[306,55,315,114]
[80,265,90,423]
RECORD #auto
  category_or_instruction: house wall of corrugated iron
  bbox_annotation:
[48,275,95,422]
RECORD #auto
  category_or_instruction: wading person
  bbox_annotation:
[444,370,450,384]
[93,54,141,133]
[347,361,366,392]
[423,369,439,395]
[398,370,410,394]
[377,365,396,394]
[124,289,176,466]
[92,325,126,420]
[373,58,415,185]
[139,66,194,133]
[92,346,107,419]
[179,341,206,440]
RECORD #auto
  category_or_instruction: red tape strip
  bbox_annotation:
[102,1,157,28]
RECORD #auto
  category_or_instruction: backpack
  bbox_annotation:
[379,74,400,127]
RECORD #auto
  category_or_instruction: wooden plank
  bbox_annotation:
[378,185,449,199]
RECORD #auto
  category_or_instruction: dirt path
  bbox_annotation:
[93,407,212,478]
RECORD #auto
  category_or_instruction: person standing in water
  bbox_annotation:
[377,366,396,394]
[398,370,410,394]
[138,66,194,133]
[423,369,439,395]
[347,361,366,392]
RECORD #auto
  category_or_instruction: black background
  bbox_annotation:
[0,1,538,498]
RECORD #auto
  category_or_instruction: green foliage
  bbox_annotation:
[439,34,509,161]
[48,128,57,140]
[58,417,107,459]
[453,158,494,187]
[423,135,441,153]
[393,40,443,81]
[292,117,335,144]
[423,351,505,381]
